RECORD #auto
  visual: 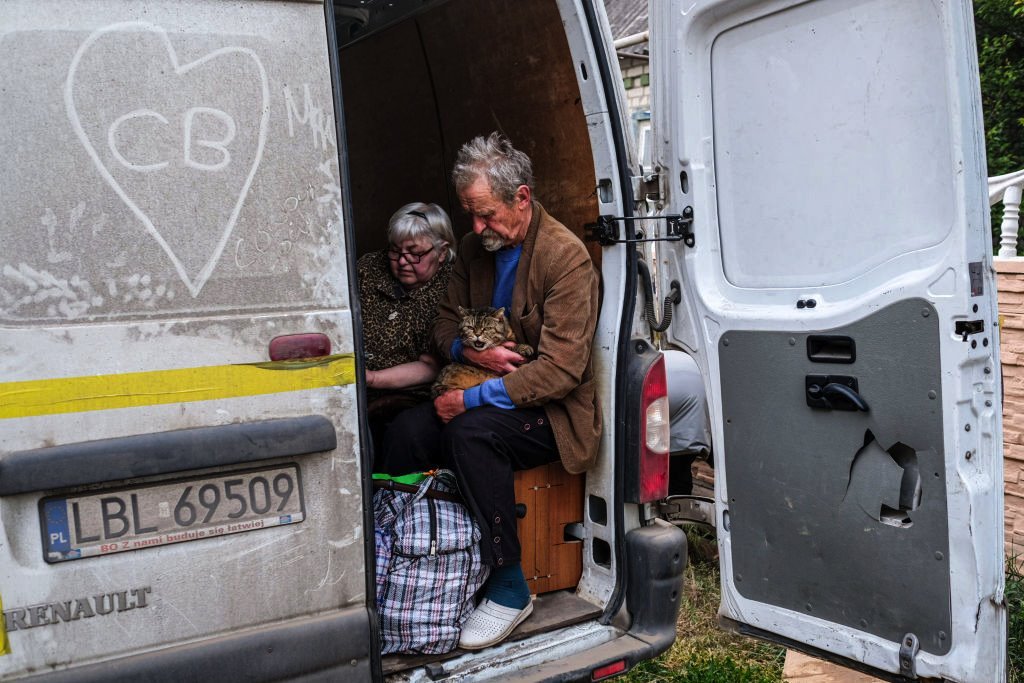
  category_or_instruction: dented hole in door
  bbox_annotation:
[844,430,922,528]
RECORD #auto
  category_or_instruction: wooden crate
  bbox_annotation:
[513,462,584,594]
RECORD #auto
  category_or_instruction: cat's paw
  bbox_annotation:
[515,344,534,358]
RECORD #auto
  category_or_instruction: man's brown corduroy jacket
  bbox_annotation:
[432,201,601,474]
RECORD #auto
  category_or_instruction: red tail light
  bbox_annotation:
[592,659,627,680]
[269,333,331,361]
[638,354,670,503]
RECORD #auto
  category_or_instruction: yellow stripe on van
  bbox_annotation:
[0,592,9,655]
[0,355,356,420]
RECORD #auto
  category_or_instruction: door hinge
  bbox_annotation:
[585,207,694,247]
[898,633,919,678]
[656,495,716,528]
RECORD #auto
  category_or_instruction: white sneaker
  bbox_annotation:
[458,599,534,650]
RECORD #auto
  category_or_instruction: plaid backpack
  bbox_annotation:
[373,470,490,655]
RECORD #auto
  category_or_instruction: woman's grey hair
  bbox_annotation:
[451,131,534,204]
[387,202,455,261]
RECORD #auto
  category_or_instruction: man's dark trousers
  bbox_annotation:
[380,402,560,567]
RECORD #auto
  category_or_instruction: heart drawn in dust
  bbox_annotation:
[65,22,269,297]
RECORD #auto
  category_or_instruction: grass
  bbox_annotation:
[1010,551,1024,683]
[621,527,785,683]
[624,531,1024,683]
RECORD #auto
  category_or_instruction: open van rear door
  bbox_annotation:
[649,0,1006,680]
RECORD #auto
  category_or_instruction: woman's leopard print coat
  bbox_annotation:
[357,250,452,378]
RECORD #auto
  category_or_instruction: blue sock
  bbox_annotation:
[484,563,531,609]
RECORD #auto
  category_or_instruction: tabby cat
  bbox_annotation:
[431,306,534,398]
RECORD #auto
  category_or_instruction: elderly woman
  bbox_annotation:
[358,202,455,450]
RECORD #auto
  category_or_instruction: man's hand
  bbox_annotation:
[434,389,466,423]
[463,341,525,375]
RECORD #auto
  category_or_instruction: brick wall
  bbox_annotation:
[619,56,650,115]
[998,259,1024,554]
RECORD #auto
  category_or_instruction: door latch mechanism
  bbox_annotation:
[954,319,984,342]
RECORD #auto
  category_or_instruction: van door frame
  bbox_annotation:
[324,0,383,672]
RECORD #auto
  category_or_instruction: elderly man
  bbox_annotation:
[380,132,601,649]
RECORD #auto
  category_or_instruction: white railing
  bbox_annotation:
[992,169,1024,258]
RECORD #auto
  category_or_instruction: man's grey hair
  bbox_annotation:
[452,132,535,204]
[387,202,456,261]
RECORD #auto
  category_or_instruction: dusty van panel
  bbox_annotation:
[0,4,347,322]
[0,1,370,679]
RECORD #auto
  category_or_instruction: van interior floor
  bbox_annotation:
[381,590,603,674]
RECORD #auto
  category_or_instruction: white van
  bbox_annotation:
[0,0,1005,681]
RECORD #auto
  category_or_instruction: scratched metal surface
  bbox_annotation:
[718,299,951,655]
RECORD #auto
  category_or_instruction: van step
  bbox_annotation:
[380,590,601,675]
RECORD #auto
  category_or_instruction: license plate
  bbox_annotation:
[40,464,305,563]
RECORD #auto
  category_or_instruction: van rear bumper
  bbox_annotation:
[508,522,687,682]
[21,607,373,682]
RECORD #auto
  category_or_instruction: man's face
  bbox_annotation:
[458,177,531,251]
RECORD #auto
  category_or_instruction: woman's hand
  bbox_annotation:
[434,389,465,423]
[463,341,525,375]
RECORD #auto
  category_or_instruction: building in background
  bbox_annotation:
[604,0,651,169]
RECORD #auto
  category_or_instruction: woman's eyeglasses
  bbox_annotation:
[387,246,434,264]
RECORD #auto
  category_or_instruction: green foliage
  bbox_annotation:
[1009,552,1024,683]
[620,528,1023,682]
[626,653,779,683]
[974,0,1024,251]
[620,538,785,683]
[975,0,1024,176]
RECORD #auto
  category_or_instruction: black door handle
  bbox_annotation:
[806,375,869,412]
